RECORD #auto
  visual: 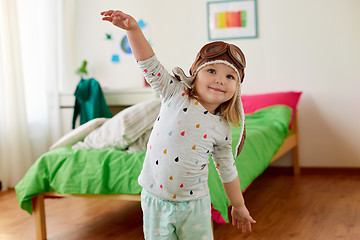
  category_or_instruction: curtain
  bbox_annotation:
[0,0,62,190]
[0,0,32,191]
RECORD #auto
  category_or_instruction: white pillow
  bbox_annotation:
[49,118,108,150]
[73,98,161,150]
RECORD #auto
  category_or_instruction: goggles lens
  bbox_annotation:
[229,45,246,69]
[200,41,227,57]
[232,49,244,66]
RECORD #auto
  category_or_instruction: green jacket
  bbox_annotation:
[72,78,113,129]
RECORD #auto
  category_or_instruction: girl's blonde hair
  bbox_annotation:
[184,80,241,127]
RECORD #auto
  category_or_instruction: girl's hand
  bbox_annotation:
[231,205,256,233]
[101,10,138,31]
[101,10,153,61]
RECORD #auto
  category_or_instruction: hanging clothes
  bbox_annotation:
[72,78,113,129]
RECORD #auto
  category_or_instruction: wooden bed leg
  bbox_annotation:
[33,194,47,240]
[292,146,301,176]
[292,110,301,176]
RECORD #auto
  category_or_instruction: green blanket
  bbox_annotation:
[15,105,292,223]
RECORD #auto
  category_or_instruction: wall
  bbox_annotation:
[63,0,360,167]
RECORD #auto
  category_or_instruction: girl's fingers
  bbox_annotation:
[100,10,114,16]
[235,220,253,233]
[111,10,126,19]
[109,11,126,22]
[102,16,112,22]
[111,10,120,16]
[249,217,256,224]
[241,222,246,232]
[246,221,252,232]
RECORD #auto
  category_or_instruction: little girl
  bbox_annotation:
[101,10,256,239]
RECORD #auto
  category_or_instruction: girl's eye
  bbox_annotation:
[226,74,235,80]
[207,69,216,74]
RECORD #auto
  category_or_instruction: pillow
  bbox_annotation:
[241,91,302,128]
[73,98,161,150]
[49,118,108,150]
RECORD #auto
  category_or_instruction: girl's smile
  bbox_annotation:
[209,85,225,92]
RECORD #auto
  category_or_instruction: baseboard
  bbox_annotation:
[265,167,360,175]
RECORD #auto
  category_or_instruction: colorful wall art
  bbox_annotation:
[207,0,258,40]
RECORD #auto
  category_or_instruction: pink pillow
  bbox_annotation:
[241,91,302,128]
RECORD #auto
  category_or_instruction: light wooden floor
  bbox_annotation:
[1,171,359,240]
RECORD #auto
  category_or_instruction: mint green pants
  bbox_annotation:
[141,189,214,240]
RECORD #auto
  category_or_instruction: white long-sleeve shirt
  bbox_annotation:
[138,55,238,201]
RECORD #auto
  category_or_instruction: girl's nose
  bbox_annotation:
[215,78,224,85]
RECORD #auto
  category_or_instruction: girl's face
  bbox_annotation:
[194,63,238,114]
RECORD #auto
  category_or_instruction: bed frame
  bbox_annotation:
[32,112,300,240]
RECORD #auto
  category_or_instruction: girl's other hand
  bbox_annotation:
[101,10,138,31]
[231,205,256,233]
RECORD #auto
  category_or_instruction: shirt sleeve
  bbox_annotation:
[212,131,238,183]
[137,55,182,101]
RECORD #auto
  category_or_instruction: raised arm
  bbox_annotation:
[101,10,154,61]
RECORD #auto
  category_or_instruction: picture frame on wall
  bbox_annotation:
[207,0,258,40]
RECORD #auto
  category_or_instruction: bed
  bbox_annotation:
[15,91,302,240]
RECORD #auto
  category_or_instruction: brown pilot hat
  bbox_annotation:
[189,41,246,82]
